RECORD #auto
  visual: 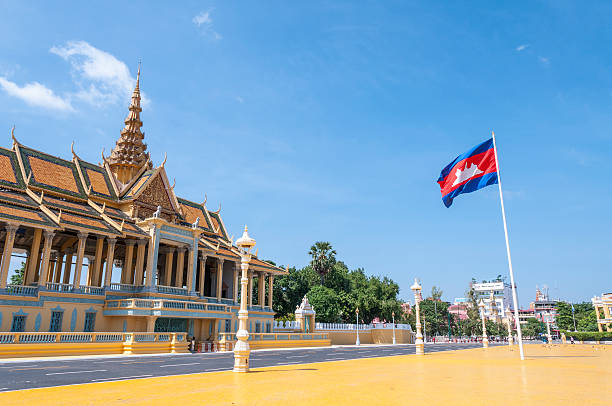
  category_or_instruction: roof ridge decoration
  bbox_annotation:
[0,146,26,190]
[176,196,213,231]
[107,64,151,186]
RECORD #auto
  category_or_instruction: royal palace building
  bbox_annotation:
[0,70,286,343]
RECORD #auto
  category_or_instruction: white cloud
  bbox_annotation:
[50,40,146,107]
[193,10,222,40]
[0,77,73,112]
[193,11,212,26]
[538,56,550,64]
[516,44,529,52]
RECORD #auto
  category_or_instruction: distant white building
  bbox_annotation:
[472,281,513,318]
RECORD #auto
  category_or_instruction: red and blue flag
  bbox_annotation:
[437,138,498,207]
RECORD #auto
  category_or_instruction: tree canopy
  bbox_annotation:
[308,241,337,284]
[556,301,598,332]
[272,243,404,323]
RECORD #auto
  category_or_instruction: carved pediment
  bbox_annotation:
[135,175,174,213]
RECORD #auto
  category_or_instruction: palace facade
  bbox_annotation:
[0,69,286,343]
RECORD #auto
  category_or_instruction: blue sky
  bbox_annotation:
[0,1,610,305]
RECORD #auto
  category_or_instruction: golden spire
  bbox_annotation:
[108,62,150,184]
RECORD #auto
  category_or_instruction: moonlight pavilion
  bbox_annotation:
[0,70,287,346]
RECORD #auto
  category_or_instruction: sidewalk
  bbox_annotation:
[0,344,608,405]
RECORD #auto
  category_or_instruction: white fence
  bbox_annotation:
[315,322,412,331]
[273,320,302,331]
[273,321,413,332]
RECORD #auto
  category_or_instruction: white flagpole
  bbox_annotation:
[491,131,525,360]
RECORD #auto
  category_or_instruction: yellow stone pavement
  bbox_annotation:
[0,344,609,406]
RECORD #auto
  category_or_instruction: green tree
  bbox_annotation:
[10,261,25,285]
[577,311,598,332]
[309,242,337,285]
[306,285,341,323]
[556,302,575,331]
[522,318,543,338]
[272,266,318,318]
[430,286,443,301]
[419,299,450,336]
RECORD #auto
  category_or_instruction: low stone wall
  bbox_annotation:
[318,328,414,345]
[0,332,189,358]
[218,332,331,351]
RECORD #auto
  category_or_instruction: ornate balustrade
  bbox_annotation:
[314,322,412,331]
[108,283,143,292]
[218,332,327,342]
[156,285,189,296]
[0,285,39,296]
[104,298,228,313]
[44,283,104,295]
[273,320,302,331]
[0,332,185,344]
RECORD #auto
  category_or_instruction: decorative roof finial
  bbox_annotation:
[107,62,148,184]
[11,125,19,146]
[136,59,141,89]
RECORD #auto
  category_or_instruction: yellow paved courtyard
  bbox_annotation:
[0,344,609,405]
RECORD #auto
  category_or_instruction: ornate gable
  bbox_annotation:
[136,175,173,210]
[132,170,181,222]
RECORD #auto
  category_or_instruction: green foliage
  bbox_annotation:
[562,331,612,341]
[420,299,449,336]
[556,302,574,331]
[10,262,25,285]
[273,246,404,323]
[521,318,543,338]
[577,311,599,332]
[430,286,443,301]
[556,301,597,332]
[306,285,341,322]
[308,241,337,284]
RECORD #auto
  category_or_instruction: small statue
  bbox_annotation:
[192,216,200,229]
[153,205,161,218]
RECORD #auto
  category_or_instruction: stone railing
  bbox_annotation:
[217,331,329,351]
[0,285,39,296]
[45,283,104,296]
[0,332,186,344]
[156,285,190,296]
[314,322,412,331]
[108,283,144,293]
[273,320,302,331]
[105,298,228,313]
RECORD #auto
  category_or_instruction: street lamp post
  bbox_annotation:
[545,312,553,344]
[478,299,489,348]
[233,226,256,373]
[355,308,360,346]
[392,311,396,345]
[505,306,514,346]
[410,278,424,355]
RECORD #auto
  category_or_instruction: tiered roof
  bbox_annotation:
[107,66,150,184]
[0,69,287,275]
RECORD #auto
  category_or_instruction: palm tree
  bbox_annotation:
[309,241,337,285]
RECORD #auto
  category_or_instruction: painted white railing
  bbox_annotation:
[104,298,227,313]
[314,322,412,331]
[272,320,302,331]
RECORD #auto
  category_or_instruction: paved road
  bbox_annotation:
[0,343,500,392]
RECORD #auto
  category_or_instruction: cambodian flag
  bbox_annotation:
[437,138,498,207]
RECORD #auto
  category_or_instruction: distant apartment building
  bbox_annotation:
[471,281,513,319]
[530,287,558,324]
